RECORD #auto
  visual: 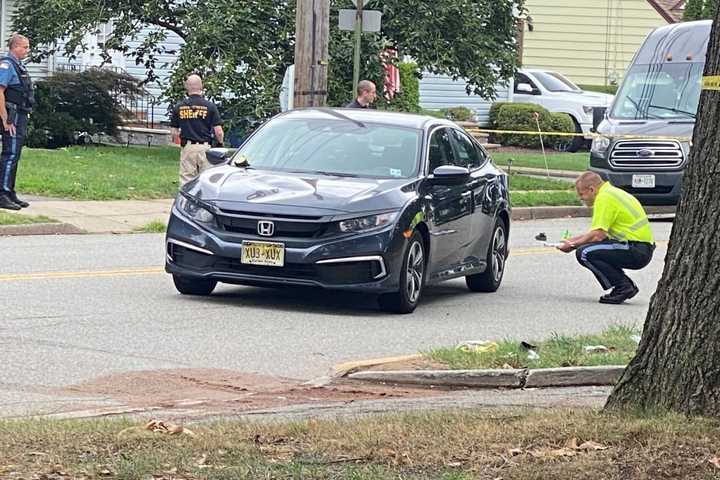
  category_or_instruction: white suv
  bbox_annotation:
[512,69,614,152]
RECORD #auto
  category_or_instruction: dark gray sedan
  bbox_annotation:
[165,108,510,313]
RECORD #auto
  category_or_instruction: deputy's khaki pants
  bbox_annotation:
[179,143,211,186]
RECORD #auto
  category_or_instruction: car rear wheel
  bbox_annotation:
[173,274,217,296]
[379,231,425,314]
[466,218,507,292]
[555,117,584,153]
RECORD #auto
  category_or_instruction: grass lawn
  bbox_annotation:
[492,151,589,172]
[2,410,720,479]
[135,220,167,233]
[508,173,573,191]
[426,326,639,370]
[14,145,582,207]
[511,191,582,207]
[17,145,179,200]
[0,211,56,225]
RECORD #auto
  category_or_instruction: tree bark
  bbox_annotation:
[605,7,720,415]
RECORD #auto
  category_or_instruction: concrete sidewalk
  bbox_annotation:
[9,196,174,234]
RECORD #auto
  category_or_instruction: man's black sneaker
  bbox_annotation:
[599,283,640,304]
[9,193,29,208]
[0,194,21,210]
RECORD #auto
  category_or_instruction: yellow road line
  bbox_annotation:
[0,267,165,282]
[0,241,670,282]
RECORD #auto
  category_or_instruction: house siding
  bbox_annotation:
[522,0,669,85]
[418,73,512,125]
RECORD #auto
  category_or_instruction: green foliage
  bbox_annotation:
[489,101,511,127]
[443,106,474,122]
[492,103,574,150]
[683,0,715,19]
[704,0,719,18]
[14,0,523,129]
[578,84,618,95]
[380,62,421,113]
[27,69,142,148]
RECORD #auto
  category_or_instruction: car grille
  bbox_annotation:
[216,213,331,238]
[609,140,684,170]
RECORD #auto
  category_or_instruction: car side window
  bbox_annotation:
[428,128,456,173]
[514,72,539,95]
[450,129,483,169]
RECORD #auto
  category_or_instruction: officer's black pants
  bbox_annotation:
[0,112,28,194]
[575,240,655,290]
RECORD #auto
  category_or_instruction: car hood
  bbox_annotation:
[188,166,416,216]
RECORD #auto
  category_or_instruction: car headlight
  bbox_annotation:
[591,136,611,155]
[338,212,398,233]
[582,105,595,115]
[177,195,215,224]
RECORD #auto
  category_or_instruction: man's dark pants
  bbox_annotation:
[575,240,655,290]
[0,112,28,197]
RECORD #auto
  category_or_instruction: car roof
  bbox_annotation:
[278,108,456,130]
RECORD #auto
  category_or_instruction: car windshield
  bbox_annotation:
[234,117,422,179]
[531,71,582,92]
[610,63,703,119]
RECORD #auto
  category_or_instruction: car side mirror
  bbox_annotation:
[205,148,237,165]
[516,83,534,94]
[429,165,470,185]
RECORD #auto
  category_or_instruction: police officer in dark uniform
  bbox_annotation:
[345,80,377,109]
[0,34,34,210]
[169,74,224,186]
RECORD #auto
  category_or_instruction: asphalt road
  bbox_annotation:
[0,217,673,416]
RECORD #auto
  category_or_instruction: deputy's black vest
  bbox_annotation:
[1,55,34,113]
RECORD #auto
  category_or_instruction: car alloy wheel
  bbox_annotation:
[379,231,425,314]
[466,218,507,292]
[406,239,425,304]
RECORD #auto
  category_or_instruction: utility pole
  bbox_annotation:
[294,0,330,108]
[352,0,364,92]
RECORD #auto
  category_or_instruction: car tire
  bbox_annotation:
[466,218,507,293]
[379,231,425,314]
[557,118,584,153]
[173,274,217,296]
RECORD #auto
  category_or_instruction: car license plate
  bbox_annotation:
[241,241,285,267]
[632,174,655,188]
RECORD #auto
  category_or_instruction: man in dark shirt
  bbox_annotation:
[170,74,224,186]
[345,80,377,108]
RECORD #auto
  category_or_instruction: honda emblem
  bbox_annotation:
[257,220,275,237]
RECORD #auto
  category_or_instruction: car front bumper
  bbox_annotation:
[164,207,407,293]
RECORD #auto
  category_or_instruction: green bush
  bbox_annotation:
[382,62,421,113]
[443,106,475,122]
[578,84,618,95]
[28,69,143,148]
[489,101,511,128]
[420,108,446,119]
[493,103,575,149]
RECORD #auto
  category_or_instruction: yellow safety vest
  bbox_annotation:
[591,182,654,243]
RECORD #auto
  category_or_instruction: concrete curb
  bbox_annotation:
[0,222,86,236]
[512,205,675,222]
[332,354,423,378]
[346,365,626,389]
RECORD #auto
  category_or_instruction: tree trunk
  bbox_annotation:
[605,7,720,415]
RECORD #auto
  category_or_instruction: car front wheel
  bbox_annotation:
[379,231,425,314]
[466,218,507,292]
[173,274,217,296]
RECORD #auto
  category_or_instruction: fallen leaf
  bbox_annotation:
[446,461,462,467]
[709,456,720,468]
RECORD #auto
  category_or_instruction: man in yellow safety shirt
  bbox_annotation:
[558,171,655,304]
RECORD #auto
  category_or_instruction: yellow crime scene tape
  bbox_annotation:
[702,75,720,90]
[464,127,692,141]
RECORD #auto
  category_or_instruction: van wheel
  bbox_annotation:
[173,274,217,295]
[379,231,425,314]
[466,218,507,292]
